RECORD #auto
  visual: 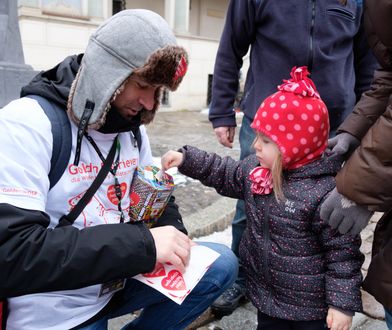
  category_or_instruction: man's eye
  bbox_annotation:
[137,83,148,89]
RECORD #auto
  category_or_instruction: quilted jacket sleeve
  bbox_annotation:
[178,145,247,200]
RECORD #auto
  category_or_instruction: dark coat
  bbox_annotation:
[209,0,377,133]
[178,146,363,320]
[335,0,392,309]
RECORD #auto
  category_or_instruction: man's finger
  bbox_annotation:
[227,127,235,143]
[169,253,186,273]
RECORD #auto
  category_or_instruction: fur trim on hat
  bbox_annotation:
[133,45,188,92]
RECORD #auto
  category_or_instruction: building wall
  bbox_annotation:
[125,0,164,16]
[18,1,109,70]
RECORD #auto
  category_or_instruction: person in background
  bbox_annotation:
[320,0,392,327]
[163,67,364,330]
[0,9,237,330]
[207,0,377,315]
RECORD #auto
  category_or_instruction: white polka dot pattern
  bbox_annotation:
[250,67,330,169]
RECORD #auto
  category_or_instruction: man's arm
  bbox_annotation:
[336,103,392,212]
[0,203,156,298]
[208,0,257,144]
[353,11,378,102]
[152,195,187,234]
[338,69,392,139]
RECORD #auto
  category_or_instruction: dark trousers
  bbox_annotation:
[231,115,255,287]
[257,311,327,330]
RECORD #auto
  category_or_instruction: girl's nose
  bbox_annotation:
[254,140,262,152]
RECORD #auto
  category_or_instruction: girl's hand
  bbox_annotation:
[161,150,183,171]
[326,307,352,330]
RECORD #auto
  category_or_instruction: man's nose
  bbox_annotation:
[139,88,156,111]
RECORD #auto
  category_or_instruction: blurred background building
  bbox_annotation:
[16,0,249,111]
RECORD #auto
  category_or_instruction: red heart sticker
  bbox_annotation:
[142,263,166,278]
[129,191,140,206]
[161,270,186,291]
[107,183,127,205]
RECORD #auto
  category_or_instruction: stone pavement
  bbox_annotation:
[108,110,388,330]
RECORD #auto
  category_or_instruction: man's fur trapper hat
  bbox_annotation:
[68,9,188,129]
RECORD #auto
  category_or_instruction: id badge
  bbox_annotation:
[98,279,126,297]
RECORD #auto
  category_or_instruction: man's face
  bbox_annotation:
[112,75,158,120]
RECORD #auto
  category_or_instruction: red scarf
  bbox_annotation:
[249,167,273,195]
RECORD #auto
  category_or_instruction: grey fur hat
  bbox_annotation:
[68,9,188,129]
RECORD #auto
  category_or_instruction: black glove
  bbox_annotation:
[320,188,374,236]
[327,132,360,159]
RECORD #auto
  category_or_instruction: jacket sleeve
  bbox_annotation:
[362,210,392,308]
[178,145,246,200]
[208,0,257,128]
[336,95,392,211]
[152,196,187,234]
[352,11,379,103]
[338,69,392,139]
[0,203,156,298]
[313,199,364,313]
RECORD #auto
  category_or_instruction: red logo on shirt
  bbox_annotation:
[107,183,127,205]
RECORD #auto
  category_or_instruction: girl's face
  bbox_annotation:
[253,134,280,170]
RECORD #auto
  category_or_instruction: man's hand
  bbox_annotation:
[214,126,235,148]
[161,150,184,171]
[149,226,194,273]
[327,132,360,159]
[320,188,374,236]
[326,307,352,330]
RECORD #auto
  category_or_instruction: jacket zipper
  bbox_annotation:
[308,0,316,73]
[262,198,273,313]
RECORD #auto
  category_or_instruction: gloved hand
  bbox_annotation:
[320,188,374,236]
[327,132,360,159]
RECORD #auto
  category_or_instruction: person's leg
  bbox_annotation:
[256,311,291,330]
[78,242,237,330]
[211,115,255,316]
[384,307,392,329]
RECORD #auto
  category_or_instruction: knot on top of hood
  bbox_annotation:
[277,66,320,99]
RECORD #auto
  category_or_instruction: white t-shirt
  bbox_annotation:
[0,97,153,330]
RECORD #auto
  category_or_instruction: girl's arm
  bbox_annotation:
[162,146,247,200]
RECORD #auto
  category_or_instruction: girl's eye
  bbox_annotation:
[262,139,270,144]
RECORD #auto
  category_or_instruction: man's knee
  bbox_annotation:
[196,242,238,289]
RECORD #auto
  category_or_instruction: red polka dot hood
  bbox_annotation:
[251,66,329,170]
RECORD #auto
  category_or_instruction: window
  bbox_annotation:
[161,88,170,106]
[41,0,85,18]
[207,74,213,106]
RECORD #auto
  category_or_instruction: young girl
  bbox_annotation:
[161,67,364,330]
